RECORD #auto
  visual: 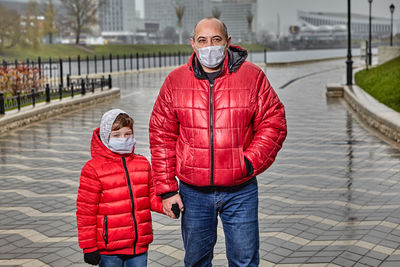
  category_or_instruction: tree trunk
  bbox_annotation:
[75,30,80,44]
[178,27,182,45]
[49,33,53,44]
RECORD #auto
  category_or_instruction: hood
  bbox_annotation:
[188,45,248,79]
[91,128,135,159]
[99,108,127,150]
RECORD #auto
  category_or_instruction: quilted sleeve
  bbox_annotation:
[76,162,101,253]
[148,171,164,214]
[244,71,287,176]
[149,76,180,196]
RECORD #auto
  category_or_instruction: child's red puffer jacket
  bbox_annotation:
[76,128,163,256]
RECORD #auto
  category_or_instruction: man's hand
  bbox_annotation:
[162,194,184,219]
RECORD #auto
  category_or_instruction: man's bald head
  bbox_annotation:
[192,17,229,41]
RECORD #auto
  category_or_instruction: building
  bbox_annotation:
[144,0,256,43]
[297,10,395,40]
[144,0,212,43]
[211,0,256,43]
[99,0,137,43]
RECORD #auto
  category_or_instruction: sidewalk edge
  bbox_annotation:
[0,88,120,135]
[343,84,400,146]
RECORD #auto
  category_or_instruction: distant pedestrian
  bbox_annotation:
[76,109,164,266]
[149,17,287,266]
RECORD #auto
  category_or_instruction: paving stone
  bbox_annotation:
[358,255,384,266]
[49,257,72,267]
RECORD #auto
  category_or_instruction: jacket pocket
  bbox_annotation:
[239,147,247,177]
[102,215,108,247]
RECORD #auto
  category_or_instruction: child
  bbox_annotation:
[76,109,164,266]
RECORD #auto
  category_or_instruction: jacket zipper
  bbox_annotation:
[122,157,138,255]
[209,82,215,185]
[102,215,108,247]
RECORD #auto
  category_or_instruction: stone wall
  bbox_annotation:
[343,85,400,145]
[378,46,400,65]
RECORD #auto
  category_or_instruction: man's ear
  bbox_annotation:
[190,38,196,51]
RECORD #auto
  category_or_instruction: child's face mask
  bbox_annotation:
[108,136,136,154]
[108,126,135,154]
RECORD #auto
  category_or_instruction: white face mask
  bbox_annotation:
[108,136,136,154]
[196,44,226,68]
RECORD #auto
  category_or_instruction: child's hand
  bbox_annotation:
[84,250,100,265]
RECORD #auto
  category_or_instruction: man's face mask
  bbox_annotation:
[196,44,226,68]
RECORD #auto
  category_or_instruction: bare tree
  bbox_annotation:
[24,0,42,48]
[60,0,101,44]
[42,0,58,44]
[174,2,185,44]
[0,5,21,50]
[212,7,221,19]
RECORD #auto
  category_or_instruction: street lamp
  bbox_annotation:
[346,0,353,85]
[368,0,373,65]
[390,4,395,46]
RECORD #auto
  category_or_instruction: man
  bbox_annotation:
[149,17,287,266]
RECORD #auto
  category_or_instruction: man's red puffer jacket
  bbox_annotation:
[76,128,163,255]
[149,45,287,196]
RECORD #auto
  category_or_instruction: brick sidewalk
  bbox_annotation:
[0,59,399,266]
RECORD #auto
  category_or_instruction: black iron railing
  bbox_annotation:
[0,75,112,114]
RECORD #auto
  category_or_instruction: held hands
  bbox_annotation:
[162,194,184,219]
[84,250,101,265]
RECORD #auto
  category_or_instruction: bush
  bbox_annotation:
[0,63,44,96]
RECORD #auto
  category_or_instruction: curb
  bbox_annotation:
[257,56,349,67]
[326,83,400,148]
[0,88,120,135]
[343,84,400,145]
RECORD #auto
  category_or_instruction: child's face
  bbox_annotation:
[110,127,133,139]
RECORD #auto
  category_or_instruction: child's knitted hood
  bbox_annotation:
[99,108,127,149]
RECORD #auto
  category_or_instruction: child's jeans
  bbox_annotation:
[99,252,148,267]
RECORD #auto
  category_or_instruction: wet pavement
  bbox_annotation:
[0,58,399,267]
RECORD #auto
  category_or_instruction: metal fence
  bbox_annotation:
[0,51,196,115]
[0,75,112,114]
[0,49,269,115]
[1,51,195,90]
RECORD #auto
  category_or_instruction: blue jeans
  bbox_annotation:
[179,179,259,267]
[99,252,148,267]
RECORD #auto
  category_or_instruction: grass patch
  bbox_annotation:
[0,44,89,61]
[355,56,400,112]
[0,43,269,62]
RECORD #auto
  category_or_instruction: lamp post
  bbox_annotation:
[390,4,395,46]
[368,0,373,65]
[346,0,353,85]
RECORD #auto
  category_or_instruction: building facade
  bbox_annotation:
[99,0,137,43]
[297,10,395,40]
[144,0,211,43]
[144,0,256,43]
[211,0,256,43]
